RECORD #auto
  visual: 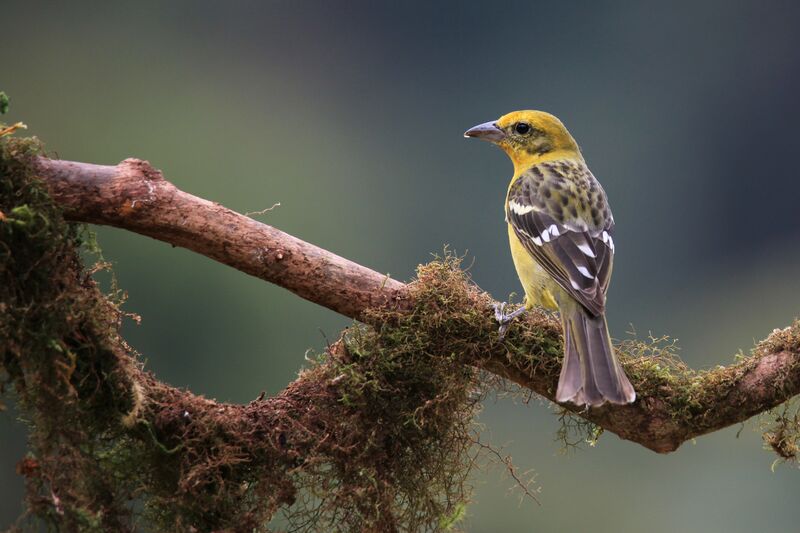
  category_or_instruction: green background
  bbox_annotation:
[3,1,800,531]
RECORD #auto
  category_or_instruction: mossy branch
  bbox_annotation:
[27,155,800,454]
[2,139,482,531]
[3,134,800,530]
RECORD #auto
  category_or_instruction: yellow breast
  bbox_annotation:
[507,224,560,310]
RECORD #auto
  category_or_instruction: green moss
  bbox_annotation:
[438,501,467,530]
[616,334,728,430]
[279,257,488,531]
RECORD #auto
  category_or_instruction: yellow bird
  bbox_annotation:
[465,110,635,407]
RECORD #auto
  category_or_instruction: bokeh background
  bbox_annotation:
[3,1,800,531]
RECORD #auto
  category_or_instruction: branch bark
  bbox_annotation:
[32,156,800,453]
[35,158,406,321]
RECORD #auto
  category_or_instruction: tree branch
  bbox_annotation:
[35,157,407,321]
[32,156,800,453]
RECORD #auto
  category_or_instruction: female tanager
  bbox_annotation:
[465,110,635,407]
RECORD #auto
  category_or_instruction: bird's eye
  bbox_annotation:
[514,122,531,135]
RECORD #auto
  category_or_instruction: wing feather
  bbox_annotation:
[507,162,614,317]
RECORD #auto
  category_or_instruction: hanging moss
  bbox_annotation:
[1,128,144,531]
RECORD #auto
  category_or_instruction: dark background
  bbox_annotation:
[3,1,800,531]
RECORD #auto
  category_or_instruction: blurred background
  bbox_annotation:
[3,1,800,531]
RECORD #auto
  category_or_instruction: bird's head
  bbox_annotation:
[464,110,580,170]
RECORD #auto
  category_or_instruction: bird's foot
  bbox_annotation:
[493,302,527,340]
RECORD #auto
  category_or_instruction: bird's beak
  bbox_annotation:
[463,121,505,142]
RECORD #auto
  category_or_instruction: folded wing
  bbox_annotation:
[506,164,615,317]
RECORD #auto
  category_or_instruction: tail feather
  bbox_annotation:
[556,306,635,407]
[558,323,582,401]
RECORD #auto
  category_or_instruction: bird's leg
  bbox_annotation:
[493,301,527,340]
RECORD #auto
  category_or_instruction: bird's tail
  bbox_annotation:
[556,304,635,407]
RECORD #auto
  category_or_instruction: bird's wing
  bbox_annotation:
[506,163,615,317]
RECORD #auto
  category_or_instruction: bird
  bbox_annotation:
[464,110,635,407]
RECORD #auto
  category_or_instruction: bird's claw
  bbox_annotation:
[498,322,510,340]
[494,301,508,323]
[493,301,526,340]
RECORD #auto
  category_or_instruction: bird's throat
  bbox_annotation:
[506,148,583,182]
